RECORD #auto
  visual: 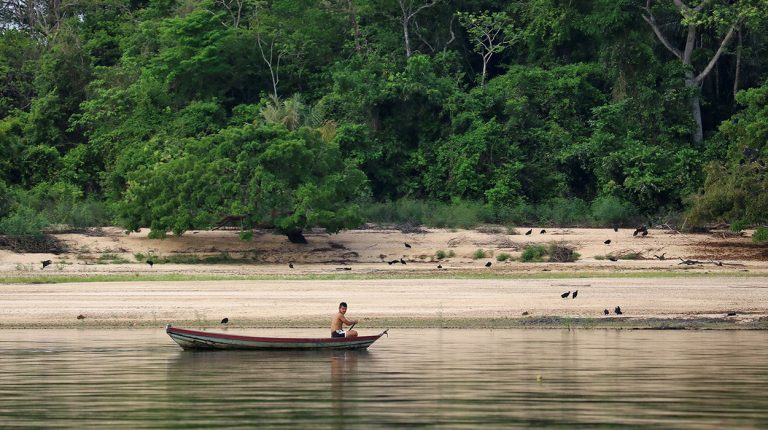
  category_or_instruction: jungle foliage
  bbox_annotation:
[1,0,767,237]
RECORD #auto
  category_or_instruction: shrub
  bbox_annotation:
[472,249,487,259]
[730,220,748,232]
[447,250,456,257]
[496,252,512,262]
[0,206,49,236]
[548,243,579,262]
[520,244,547,262]
[239,230,254,241]
[435,249,447,259]
[590,196,639,226]
[538,198,591,226]
[753,227,768,243]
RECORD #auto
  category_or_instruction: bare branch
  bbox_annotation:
[641,2,682,60]
[694,18,740,84]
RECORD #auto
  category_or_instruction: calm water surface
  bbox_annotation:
[0,328,766,429]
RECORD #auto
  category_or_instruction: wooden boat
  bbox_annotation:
[166,325,388,351]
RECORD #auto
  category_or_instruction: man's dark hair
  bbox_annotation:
[339,302,348,308]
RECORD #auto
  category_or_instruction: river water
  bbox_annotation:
[0,328,766,429]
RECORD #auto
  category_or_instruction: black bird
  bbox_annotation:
[404,242,411,248]
[525,229,532,235]
[641,230,648,237]
[289,263,294,269]
[437,264,442,269]
[485,261,492,267]
[604,239,611,245]
[221,317,229,324]
[77,314,85,320]
[572,290,578,299]
[540,229,546,234]
[613,225,619,232]
[614,306,623,315]
[400,258,406,265]
[146,259,154,267]
[727,312,737,317]
[522,311,530,316]
[603,309,610,315]
[41,260,52,269]
[387,261,394,265]
[608,257,618,261]
[633,229,639,237]
[654,253,666,260]
[561,291,570,299]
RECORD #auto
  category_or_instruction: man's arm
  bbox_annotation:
[340,315,359,326]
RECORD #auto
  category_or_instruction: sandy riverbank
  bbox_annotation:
[1,226,766,329]
[1,277,767,329]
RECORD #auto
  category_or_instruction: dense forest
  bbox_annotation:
[1,0,767,240]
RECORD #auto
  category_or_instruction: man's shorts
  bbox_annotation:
[331,330,346,338]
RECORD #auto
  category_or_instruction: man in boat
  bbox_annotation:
[331,302,358,338]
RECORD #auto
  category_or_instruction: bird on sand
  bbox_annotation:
[77,314,85,320]
[400,258,406,264]
[572,290,578,299]
[613,225,619,232]
[485,261,492,267]
[561,291,570,299]
[525,229,533,235]
[608,257,618,262]
[604,239,611,245]
[146,259,154,267]
[614,306,623,315]
[603,309,610,315]
[221,317,229,324]
[41,260,52,269]
[437,264,442,269]
[289,263,294,268]
[540,229,546,234]
[404,242,411,248]
[641,230,648,237]
[654,253,666,260]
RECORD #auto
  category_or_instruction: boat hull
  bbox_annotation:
[166,325,387,351]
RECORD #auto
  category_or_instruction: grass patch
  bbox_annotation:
[599,252,644,261]
[97,253,130,264]
[472,249,487,259]
[2,271,765,285]
[135,252,255,264]
[496,252,512,262]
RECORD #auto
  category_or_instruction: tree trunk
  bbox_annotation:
[686,73,704,145]
[402,18,412,58]
[734,29,742,101]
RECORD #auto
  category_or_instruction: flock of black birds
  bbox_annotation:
[561,289,624,316]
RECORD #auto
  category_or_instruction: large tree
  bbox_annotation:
[641,0,765,144]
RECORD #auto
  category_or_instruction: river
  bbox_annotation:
[1,328,766,428]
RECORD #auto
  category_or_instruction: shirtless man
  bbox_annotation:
[330,302,358,338]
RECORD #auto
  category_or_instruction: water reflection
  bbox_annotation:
[0,329,767,429]
[331,350,364,428]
